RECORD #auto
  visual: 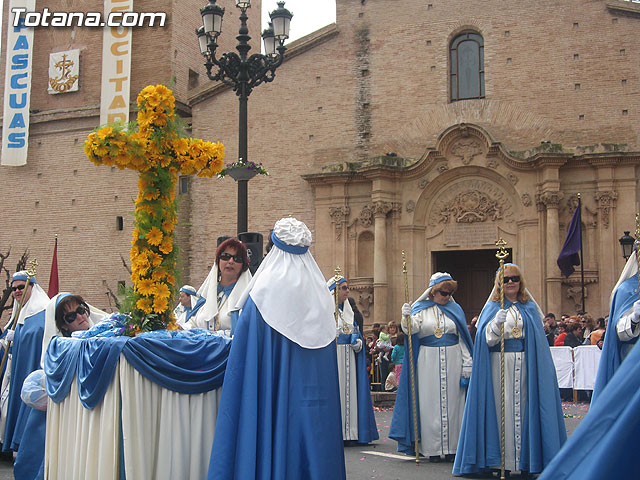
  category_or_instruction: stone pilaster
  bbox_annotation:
[373,201,393,325]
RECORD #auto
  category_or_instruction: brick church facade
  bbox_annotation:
[1,0,639,327]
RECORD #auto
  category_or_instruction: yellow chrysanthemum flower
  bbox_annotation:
[154,282,171,300]
[136,297,153,314]
[146,227,163,246]
[97,127,113,141]
[152,270,167,281]
[161,221,175,233]
[149,252,163,267]
[158,237,173,255]
[152,296,169,314]
[137,278,155,296]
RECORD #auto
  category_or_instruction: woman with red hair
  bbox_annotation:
[188,238,252,336]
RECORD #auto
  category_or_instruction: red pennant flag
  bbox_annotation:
[48,236,59,297]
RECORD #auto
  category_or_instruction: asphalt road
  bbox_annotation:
[345,401,587,479]
[0,401,588,479]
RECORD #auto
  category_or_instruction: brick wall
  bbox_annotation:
[0,0,638,318]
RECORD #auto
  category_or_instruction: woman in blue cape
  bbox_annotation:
[390,272,473,461]
[2,272,49,455]
[14,293,104,480]
[207,218,346,480]
[453,264,565,476]
[327,275,378,444]
[592,247,640,404]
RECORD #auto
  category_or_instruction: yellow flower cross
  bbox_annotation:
[85,85,224,331]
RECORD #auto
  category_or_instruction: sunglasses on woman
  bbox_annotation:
[437,291,452,297]
[504,275,521,283]
[64,305,89,323]
[11,284,26,292]
[219,252,243,263]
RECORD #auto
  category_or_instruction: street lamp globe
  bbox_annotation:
[269,2,293,40]
[262,23,276,56]
[196,26,208,55]
[618,231,635,260]
[201,0,224,36]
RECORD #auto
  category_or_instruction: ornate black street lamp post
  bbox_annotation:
[197,0,292,235]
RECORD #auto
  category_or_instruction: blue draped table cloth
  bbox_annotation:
[43,334,231,480]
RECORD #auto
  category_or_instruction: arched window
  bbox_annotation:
[450,31,484,101]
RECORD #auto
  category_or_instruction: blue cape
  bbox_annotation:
[592,273,638,404]
[336,310,379,444]
[453,299,566,475]
[3,309,45,452]
[538,324,640,480]
[389,299,473,454]
[207,297,346,480]
[13,408,46,480]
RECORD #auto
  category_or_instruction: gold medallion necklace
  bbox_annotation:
[339,308,351,334]
[434,308,444,338]
[511,308,522,338]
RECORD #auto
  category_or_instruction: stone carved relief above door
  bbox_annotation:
[428,179,514,227]
[450,138,483,165]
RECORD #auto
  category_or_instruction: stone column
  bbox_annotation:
[541,191,563,315]
[373,201,392,325]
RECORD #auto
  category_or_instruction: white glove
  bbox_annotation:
[462,364,472,379]
[351,338,363,353]
[633,300,640,324]
[495,309,508,325]
[401,303,412,317]
[4,329,14,342]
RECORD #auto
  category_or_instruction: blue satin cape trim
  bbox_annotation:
[207,297,346,480]
[592,273,638,404]
[452,299,566,475]
[45,334,231,409]
[3,309,45,452]
[390,300,473,454]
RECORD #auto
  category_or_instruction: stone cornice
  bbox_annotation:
[1,99,192,128]
[607,0,640,16]
[187,23,340,106]
[302,171,367,186]
[303,122,639,185]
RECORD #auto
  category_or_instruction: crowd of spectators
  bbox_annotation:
[544,312,607,349]
[366,311,607,391]
[366,321,405,391]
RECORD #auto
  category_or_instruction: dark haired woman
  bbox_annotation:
[189,237,252,336]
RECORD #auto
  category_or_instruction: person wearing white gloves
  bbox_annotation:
[326,275,378,445]
[390,272,473,462]
[454,263,566,477]
[593,244,640,403]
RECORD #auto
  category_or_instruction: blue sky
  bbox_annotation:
[261,0,336,42]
